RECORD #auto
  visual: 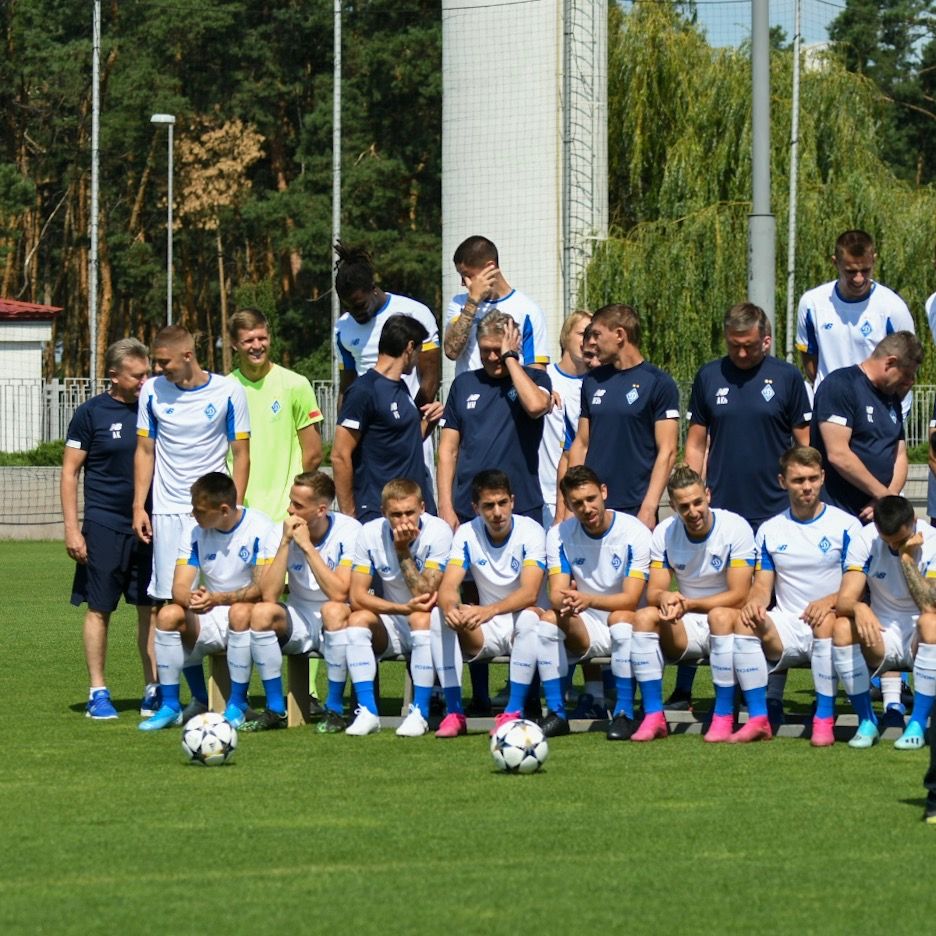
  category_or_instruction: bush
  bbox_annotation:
[0,440,66,466]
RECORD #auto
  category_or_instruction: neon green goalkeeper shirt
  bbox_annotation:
[229,363,323,521]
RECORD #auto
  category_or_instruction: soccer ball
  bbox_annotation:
[181,712,238,766]
[490,718,549,774]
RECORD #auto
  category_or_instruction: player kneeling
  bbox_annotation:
[630,466,755,743]
[708,447,862,745]
[140,472,278,731]
[322,478,452,736]
[431,470,546,738]
[240,472,361,732]
[834,495,936,749]
[530,466,651,739]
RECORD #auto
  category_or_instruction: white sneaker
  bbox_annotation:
[345,706,381,736]
[395,704,429,737]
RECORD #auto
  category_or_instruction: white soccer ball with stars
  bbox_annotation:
[181,712,238,766]
[490,718,549,774]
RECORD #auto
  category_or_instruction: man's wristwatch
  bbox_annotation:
[500,350,520,364]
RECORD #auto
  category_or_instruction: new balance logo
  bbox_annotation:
[109,422,123,439]
[866,405,874,423]
[390,402,400,420]
[716,387,729,405]
[591,389,606,405]
[466,393,480,410]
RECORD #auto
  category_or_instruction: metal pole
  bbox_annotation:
[167,122,174,325]
[331,0,342,393]
[785,0,801,362]
[748,0,776,343]
[89,0,100,387]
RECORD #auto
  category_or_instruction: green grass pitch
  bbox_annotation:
[1,541,932,935]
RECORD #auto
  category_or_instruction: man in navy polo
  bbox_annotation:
[62,338,157,719]
[332,314,442,522]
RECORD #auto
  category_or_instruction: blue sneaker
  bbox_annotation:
[138,704,183,732]
[139,684,161,717]
[223,702,247,729]
[86,689,118,720]
[894,721,926,750]
[847,719,880,749]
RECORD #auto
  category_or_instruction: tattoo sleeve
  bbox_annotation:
[900,555,936,613]
[398,555,425,596]
[443,302,477,358]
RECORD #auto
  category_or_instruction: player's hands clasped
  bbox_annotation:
[739,600,767,630]
[559,587,591,615]
[800,597,835,631]
[406,591,437,614]
[189,586,219,613]
[659,591,687,621]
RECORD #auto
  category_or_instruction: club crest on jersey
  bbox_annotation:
[860,321,872,337]
[238,546,250,562]
[610,553,622,569]
[205,403,217,420]
[291,563,303,572]
[710,555,724,571]
[476,558,488,566]
[351,338,361,346]
[326,558,336,570]
[380,565,392,574]
[626,387,639,405]
[591,389,606,405]
[716,387,729,405]
[889,407,898,424]
[507,387,518,402]
[866,405,874,423]
[818,536,831,553]
[414,557,424,570]
[466,393,480,410]
[761,381,775,402]
[271,400,281,415]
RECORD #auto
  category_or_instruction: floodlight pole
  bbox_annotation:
[331,0,342,392]
[151,113,176,325]
[89,0,101,386]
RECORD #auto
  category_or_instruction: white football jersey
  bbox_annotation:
[844,519,936,621]
[538,363,585,512]
[756,505,863,615]
[179,507,279,593]
[446,287,550,376]
[447,515,546,605]
[137,374,250,513]
[926,291,936,347]
[352,513,452,606]
[651,509,755,599]
[547,511,651,594]
[286,513,362,608]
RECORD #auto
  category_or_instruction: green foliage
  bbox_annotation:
[0,440,65,465]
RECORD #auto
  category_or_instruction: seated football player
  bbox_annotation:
[321,478,452,737]
[630,465,755,743]
[533,465,651,739]
[245,471,361,732]
[834,495,936,749]
[139,472,279,731]
[431,469,546,738]
[707,446,862,745]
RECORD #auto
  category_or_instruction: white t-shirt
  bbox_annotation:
[756,504,863,615]
[447,515,546,605]
[446,287,550,376]
[351,513,452,606]
[546,511,651,594]
[286,513,362,608]
[538,362,585,513]
[651,509,755,599]
[925,291,936,346]
[843,519,936,621]
[137,374,250,513]
[179,507,279,593]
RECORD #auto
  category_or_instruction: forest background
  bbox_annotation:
[4,0,936,386]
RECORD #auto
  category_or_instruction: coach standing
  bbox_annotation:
[62,339,157,719]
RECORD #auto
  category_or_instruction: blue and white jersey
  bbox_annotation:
[546,511,651,595]
[335,292,439,399]
[538,363,585,514]
[178,507,279,593]
[137,374,250,514]
[844,519,936,621]
[579,361,680,514]
[926,291,936,348]
[687,355,812,529]
[286,513,362,608]
[447,515,546,605]
[756,505,863,615]
[351,513,452,606]
[651,509,755,599]
[446,287,550,376]
[810,365,904,518]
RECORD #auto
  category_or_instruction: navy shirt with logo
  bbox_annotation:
[440,367,552,521]
[65,392,149,534]
[579,362,680,513]
[337,368,436,520]
[688,355,812,529]
[810,364,904,517]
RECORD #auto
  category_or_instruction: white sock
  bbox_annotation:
[227,629,252,686]
[833,644,870,696]
[345,626,376,685]
[431,609,463,689]
[410,631,434,691]
[913,643,936,698]
[881,675,901,709]
[89,686,106,698]
[610,621,633,682]
[810,638,837,701]
[733,635,768,693]
[631,632,663,683]
[537,621,568,683]
[251,629,283,682]
[709,635,735,689]
[155,629,184,686]
[323,629,348,685]
[509,610,538,687]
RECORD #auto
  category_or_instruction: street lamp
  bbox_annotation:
[150,113,176,325]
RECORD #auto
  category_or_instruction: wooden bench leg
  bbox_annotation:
[287,654,310,728]
[208,654,230,713]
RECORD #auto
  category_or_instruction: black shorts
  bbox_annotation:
[70,520,154,612]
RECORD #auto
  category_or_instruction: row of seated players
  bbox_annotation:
[138,451,936,749]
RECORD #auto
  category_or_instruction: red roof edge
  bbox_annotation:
[0,298,63,321]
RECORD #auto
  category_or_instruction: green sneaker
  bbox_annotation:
[847,719,880,749]
[317,709,348,734]
[240,709,288,733]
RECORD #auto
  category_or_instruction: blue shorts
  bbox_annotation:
[71,520,153,612]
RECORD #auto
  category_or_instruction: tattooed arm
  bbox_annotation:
[899,533,936,613]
